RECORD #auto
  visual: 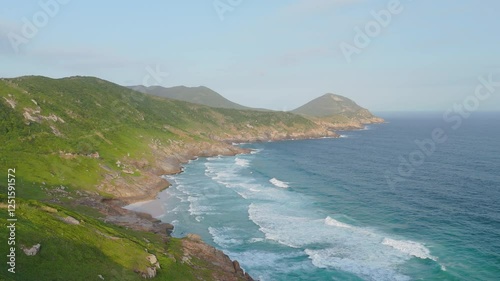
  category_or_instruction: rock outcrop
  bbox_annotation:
[22,244,41,256]
[181,234,254,281]
[61,216,80,225]
[141,266,157,279]
[146,254,161,269]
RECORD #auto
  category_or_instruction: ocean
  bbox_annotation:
[128,112,500,281]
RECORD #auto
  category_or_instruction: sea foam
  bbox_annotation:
[324,216,352,228]
[167,151,443,280]
[250,148,263,154]
[235,157,250,167]
[208,226,243,248]
[247,202,441,281]
[381,238,437,261]
[269,178,289,188]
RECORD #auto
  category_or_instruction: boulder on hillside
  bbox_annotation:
[61,216,80,225]
[22,244,41,256]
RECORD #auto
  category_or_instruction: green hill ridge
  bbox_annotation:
[128,85,252,110]
[291,93,383,129]
[292,93,368,117]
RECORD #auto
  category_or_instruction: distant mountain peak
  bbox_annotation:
[128,85,251,110]
[292,93,367,118]
[321,93,349,102]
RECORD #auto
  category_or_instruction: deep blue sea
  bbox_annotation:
[129,112,500,281]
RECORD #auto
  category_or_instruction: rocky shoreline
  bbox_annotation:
[85,119,383,280]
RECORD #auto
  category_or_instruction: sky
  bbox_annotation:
[0,0,499,111]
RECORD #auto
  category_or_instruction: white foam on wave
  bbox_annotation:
[204,160,267,200]
[304,248,410,281]
[339,134,348,138]
[190,155,443,279]
[208,226,243,248]
[161,154,447,280]
[248,203,442,281]
[207,156,222,161]
[235,157,250,167]
[162,175,179,185]
[250,148,263,154]
[215,172,296,202]
[324,216,352,228]
[171,184,191,203]
[225,250,310,281]
[187,196,214,216]
[381,238,437,261]
[248,237,264,243]
[269,178,289,188]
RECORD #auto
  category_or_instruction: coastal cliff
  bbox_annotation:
[0,76,382,280]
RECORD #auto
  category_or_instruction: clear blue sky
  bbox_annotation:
[1,0,499,111]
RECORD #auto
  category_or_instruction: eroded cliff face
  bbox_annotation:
[317,116,385,130]
[181,234,254,281]
[97,141,247,203]
[96,114,385,203]
[92,119,381,281]
[97,125,341,203]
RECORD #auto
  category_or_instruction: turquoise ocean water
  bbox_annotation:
[130,112,500,280]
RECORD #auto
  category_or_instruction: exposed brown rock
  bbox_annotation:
[233,260,244,276]
[65,117,382,281]
[181,234,253,281]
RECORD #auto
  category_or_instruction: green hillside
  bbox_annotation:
[0,75,336,280]
[0,76,322,199]
[129,85,252,110]
[0,76,383,280]
[0,197,248,281]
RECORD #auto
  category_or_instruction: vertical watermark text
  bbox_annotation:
[6,168,17,274]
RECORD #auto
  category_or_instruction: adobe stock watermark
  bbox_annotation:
[213,0,244,21]
[8,0,71,54]
[142,64,169,88]
[6,168,17,274]
[339,0,411,63]
[385,73,499,189]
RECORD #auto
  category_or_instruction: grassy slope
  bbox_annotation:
[0,197,221,281]
[0,76,316,198]
[0,75,322,280]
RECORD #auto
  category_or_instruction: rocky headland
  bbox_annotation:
[0,76,383,280]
